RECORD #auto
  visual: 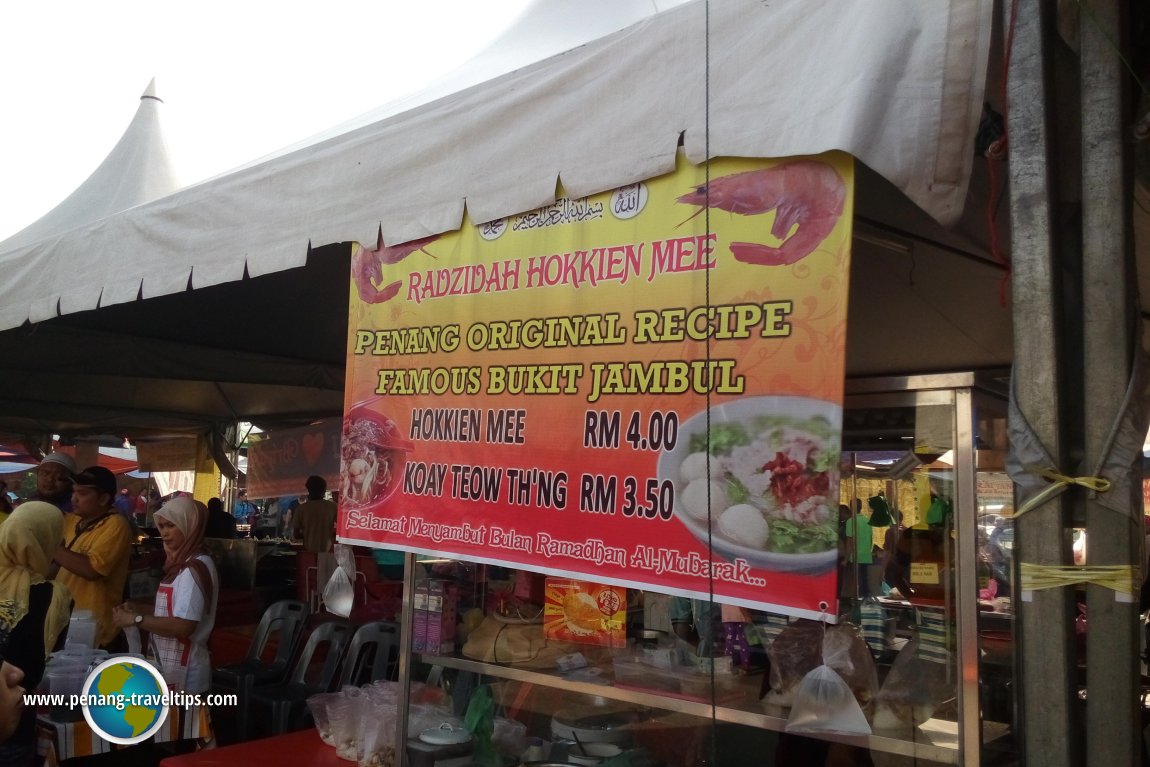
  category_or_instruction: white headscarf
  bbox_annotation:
[154,496,212,610]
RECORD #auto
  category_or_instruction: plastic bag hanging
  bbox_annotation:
[785,664,872,736]
[785,620,873,736]
[463,685,500,767]
[872,637,952,730]
[322,544,356,617]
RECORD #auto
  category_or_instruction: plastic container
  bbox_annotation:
[47,663,89,721]
[65,609,98,649]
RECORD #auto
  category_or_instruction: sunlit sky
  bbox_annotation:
[0,1,534,241]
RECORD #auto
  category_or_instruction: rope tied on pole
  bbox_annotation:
[1019,562,1140,597]
[1013,464,1111,518]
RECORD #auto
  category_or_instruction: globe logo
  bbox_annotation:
[81,657,170,745]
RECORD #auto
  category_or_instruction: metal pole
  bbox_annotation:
[1080,2,1139,766]
[953,390,982,763]
[395,552,417,767]
[1007,1,1078,764]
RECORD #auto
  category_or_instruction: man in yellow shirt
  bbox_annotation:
[52,466,133,649]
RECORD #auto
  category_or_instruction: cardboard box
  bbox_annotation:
[413,579,458,654]
[412,581,429,653]
[543,578,626,648]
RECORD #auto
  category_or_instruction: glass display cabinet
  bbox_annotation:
[386,372,1015,767]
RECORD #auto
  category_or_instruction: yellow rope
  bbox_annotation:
[1014,465,1111,517]
[1019,562,1139,596]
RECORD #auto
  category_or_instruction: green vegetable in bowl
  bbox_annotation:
[723,475,750,505]
[767,519,838,554]
[688,422,751,456]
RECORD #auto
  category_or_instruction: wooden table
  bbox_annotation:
[158,728,341,767]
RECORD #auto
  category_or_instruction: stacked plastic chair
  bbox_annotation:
[336,621,401,689]
[248,619,355,735]
[211,599,309,741]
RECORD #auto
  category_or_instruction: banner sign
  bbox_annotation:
[338,152,853,619]
[136,439,198,472]
[246,420,342,499]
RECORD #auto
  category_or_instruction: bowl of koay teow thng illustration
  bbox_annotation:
[658,396,841,573]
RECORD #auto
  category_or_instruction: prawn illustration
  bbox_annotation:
[676,160,845,266]
[351,232,440,303]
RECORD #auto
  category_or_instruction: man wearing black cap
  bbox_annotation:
[52,466,133,649]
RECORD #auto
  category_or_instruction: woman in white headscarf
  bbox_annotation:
[112,496,218,694]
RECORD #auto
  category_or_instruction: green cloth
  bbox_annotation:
[926,495,952,525]
[867,494,894,527]
[844,514,873,564]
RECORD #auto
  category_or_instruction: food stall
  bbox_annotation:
[0,0,1057,762]
[333,147,1018,766]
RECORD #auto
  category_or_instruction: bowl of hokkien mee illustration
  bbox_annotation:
[340,402,415,510]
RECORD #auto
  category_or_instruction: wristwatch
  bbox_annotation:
[133,613,144,625]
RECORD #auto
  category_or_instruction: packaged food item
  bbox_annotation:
[763,620,823,707]
[872,638,952,730]
[763,621,877,712]
[821,622,879,713]
[311,681,452,765]
[306,691,343,746]
[543,578,626,648]
[328,685,366,760]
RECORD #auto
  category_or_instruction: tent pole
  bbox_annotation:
[1007,1,1078,764]
[1080,2,1141,766]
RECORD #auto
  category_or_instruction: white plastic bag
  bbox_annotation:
[330,685,366,760]
[784,624,875,736]
[306,690,345,746]
[821,622,880,712]
[323,544,356,617]
[785,664,872,736]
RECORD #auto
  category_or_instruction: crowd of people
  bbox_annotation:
[0,451,341,757]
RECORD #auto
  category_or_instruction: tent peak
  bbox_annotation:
[141,77,162,103]
[0,77,183,258]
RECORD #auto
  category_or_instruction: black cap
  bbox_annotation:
[73,466,118,499]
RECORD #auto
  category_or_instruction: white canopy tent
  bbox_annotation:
[0,0,992,327]
[1,79,185,253]
[0,0,1004,438]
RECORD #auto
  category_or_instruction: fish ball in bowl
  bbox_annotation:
[680,451,723,483]
[719,504,770,548]
[680,479,730,522]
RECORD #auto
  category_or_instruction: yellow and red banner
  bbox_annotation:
[339,152,853,619]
